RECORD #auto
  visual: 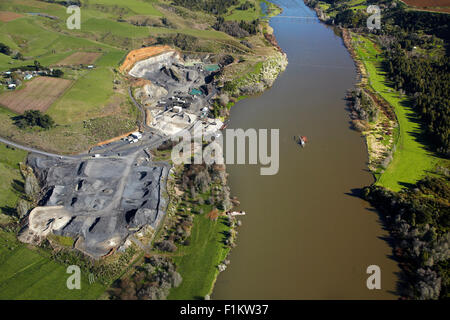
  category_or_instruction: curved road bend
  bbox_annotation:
[0,136,77,160]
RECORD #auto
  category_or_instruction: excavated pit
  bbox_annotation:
[20,152,170,259]
[129,50,224,136]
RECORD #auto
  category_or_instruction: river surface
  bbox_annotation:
[213,0,399,299]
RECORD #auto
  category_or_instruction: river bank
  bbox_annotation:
[304,0,450,300]
[213,0,399,299]
[123,1,289,299]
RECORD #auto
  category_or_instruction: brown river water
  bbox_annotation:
[212,0,399,299]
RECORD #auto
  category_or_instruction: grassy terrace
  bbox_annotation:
[225,0,263,21]
[351,34,446,191]
[0,230,106,299]
[0,143,26,223]
[168,210,231,300]
[316,0,367,17]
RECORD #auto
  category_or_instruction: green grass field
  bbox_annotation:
[317,0,367,17]
[88,0,162,17]
[0,143,27,222]
[225,0,262,21]
[352,34,445,191]
[47,52,125,124]
[168,211,231,300]
[0,230,106,300]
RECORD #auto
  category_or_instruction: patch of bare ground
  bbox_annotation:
[364,114,396,172]
[54,52,102,66]
[0,77,73,113]
[401,0,450,13]
[343,28,397,173]
[0,11,23,22]
[119,45,174,73]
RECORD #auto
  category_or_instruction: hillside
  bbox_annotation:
[0,0,282,154]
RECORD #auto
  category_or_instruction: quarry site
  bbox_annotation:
[20,151,170,258]
[127,47,228,136]
[18,46,227,259]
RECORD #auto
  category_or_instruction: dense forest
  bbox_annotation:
[363,177,450,299]
[380,8,450,156]
[172,0,239,15]
[213,16,260,38]
[384,46,449,155]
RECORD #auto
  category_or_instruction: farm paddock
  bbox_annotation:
[0,77,73,113]
[0,11,23,22]
[401,0,450,13]
[54,52,102,66]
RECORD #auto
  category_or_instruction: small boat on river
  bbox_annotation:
[295,135,308,148]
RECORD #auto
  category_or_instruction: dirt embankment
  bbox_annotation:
[341,28,397,172]
[341,28,366,85]
[342,28,396,121]
[264,32,283,53]
[0,11,23,22]
[401,0,450,13]
[119,45,175,73]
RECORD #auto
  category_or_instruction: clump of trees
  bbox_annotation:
[14,110,55,130]
[110,255,182,300]
[8,60,64,77]
[363,176,450,299]
[0,43,12,56]
[165,213,194,246]
[157,33,198,51]
[49,69,64,78]
[172,0,239,15]
[348,88,379,123]
[384,45,449,155]
[334,8,367,28]
[213,18,249,38]
[181,163,232,211]
[239,19,259,35]
[238,1,254,11]
[213,17,260,38]
[40,0,82,7]
[52,245,137,286]
[155,239,177,252]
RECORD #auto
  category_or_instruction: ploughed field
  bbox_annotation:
[54,52,102,66]
[0,77,72,113]
[0,11,22,22]
[402,0,450,12]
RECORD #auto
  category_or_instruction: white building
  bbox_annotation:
[131,132,142,140]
